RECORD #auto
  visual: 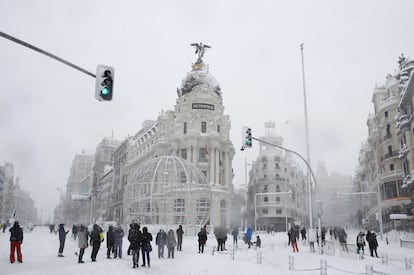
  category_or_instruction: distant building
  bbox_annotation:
[246,122,308,232]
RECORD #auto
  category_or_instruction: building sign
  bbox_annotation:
[192,103,215,111]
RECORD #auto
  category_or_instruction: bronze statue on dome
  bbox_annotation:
[190,42,211,63]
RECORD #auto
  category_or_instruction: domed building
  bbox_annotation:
[123,156,212,226]
[119,46,237,228]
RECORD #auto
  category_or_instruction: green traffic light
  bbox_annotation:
[101,87,110,96]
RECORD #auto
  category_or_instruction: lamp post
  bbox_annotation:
[337,191,383,240]
[255,191,292,232]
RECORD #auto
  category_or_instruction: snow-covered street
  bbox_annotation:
[1,226,413,274]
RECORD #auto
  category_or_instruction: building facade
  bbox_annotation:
[246,122,308,232]
[123,55,236,228]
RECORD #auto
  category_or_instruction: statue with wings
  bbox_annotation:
[190,42,211,62]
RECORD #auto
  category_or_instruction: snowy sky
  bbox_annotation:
[1,0,414,222]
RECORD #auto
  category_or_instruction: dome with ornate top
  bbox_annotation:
[123,156,212,226]
[179,61,221,96]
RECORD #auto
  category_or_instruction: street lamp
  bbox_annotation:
[254,191,292,233]
[337,191,383,240]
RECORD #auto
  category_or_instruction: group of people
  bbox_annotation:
[356,230,379,258]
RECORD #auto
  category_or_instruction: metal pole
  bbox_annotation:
[376,180,384,241]
[254,193,257,232]
[300,44,313,231]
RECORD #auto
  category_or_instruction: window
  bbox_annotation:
[183,122,187,134]
[199,148,207,162]
[217,125,220,133]
[275,163,280,169]
[174,199,185,213]
[180,148,187,160]
[180,171,187,183]
[196,198,210,224]
[202,170,207,177]
[276,208,282,214]
[264,185,268,192]
[262,209,268,214]
[385,111,388,118]
[388,145,392,155]
[264,196,268,202]
[390,164,395,171]
[276,185,280,192]
[276,197,280,202]
[201,121,207,133]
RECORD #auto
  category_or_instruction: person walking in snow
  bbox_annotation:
[106,225,115,259]
[57,223,69,257]
[141,226,152,267]
[289,228,299,252]
[356,231,366,256]
[9,221,23,263]
[300,227,307,243]
[366,231,379,258]
[128,223,142,268]
[113,225,124,259]
[77,225,89,263]
[245,227,253,248]
[89,224,102,262]
[339,228,348,252]
[176,224,184,251]
[198,227,207,253]
[156,229,167,258]
[166,229,177,258]
[231,227,238,247]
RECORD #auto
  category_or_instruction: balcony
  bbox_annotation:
[398,144,409,158]
[381,150,399,161]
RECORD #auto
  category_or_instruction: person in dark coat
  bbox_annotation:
[89,224,102,262]
[113,225,124,259]
[141,226,153,267]
[128,223,142,268]
[356,231,366,255]
[300,227,307,243]
[338,228,348,252]
[255,236,261,248]
[106,225,115,258]
[72,224,78,240]
[288,228,299,252]
[9,221,23,263]
[197,228,207,253]
[231,227,239,247]
[57,223,69,257]
[366,231,379,257]
[156,229,167,258]
[77,225,89,263]
[176,225,184,251]
[166,229,177,258]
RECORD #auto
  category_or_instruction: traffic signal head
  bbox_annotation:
[245,128,252,148]
[95,65,114,101]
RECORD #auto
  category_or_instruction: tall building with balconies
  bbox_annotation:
[356,58,412,231]
[396,55,414,219]
[246,122,308,232]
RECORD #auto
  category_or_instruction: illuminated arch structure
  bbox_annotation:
[124,156,212,226]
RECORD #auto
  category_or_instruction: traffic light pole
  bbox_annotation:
[0,30,96,78]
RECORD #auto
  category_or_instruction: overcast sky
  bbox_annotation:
[1,0,413,222]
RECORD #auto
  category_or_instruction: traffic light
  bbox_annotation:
[95,65,114,101]
[245,128,252,148]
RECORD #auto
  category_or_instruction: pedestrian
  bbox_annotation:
[166,229,177,258]
[231,227,238,247]
[289,228,299,252]
[127,223,133,255]
[89,224,102,262]
[113,225,124,259]
[57,223,69,257]
[72,224,78,240]
[176,224,184,251]
[366,231,379,258]
[77,225,89,263]
[141,226,152,267]
[256,236,261,248]
[339,228,348,252]
[197,227,207,253]
[128,223,142,268]
[245,227,253,248]
[106,225,115,259]
[356,231,366,256]
[156,229,167,258]
[300,227,306,243]
[9,221,23,263]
